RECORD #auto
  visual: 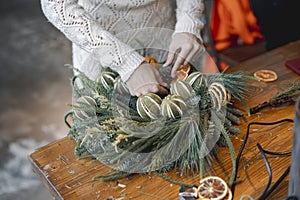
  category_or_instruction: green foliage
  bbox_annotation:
[65,67,253,184]
[271,81,300,102]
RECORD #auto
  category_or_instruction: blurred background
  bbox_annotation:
[0,0,72,199]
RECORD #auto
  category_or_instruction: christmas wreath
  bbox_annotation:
[65,57,255,186]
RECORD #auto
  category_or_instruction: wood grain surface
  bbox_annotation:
[29,40,300,200]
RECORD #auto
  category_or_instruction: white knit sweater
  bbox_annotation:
[41,0,204,82]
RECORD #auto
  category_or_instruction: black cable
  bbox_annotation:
[261,166,290,199]
[231,118,294,197]
[262,149,291,156]
[257,143,273,200]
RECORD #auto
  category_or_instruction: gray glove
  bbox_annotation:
[163,32,205,78]
[126,62,168,97]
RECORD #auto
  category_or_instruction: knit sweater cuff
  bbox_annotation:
[117,51,145,82]
[174,12,204,43]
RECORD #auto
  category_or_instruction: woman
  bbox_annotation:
[40,0,205,96]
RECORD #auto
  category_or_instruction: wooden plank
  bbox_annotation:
[28,105,296,200]
[226,40,300,109]
[29,40,300,200]
[219,40,266,65]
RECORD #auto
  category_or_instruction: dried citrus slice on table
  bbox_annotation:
[222,188,233,200]
[253,69,278,82]
[198,176,228,200]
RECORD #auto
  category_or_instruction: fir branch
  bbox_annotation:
[205,71,254,115]
[226,111,241,125]
[250,81,300,114]
[211,110,236,186]
[227,105,244,116]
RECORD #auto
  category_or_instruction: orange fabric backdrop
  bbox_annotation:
[210,0,263,51]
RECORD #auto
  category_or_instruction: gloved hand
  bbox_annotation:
[163,32,205,78]
[126,62,168,97]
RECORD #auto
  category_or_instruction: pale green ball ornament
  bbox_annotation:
[73,95,97,120]
[161,94,187,119]
[186,72,207,90]
[114,76,129,95]
[136,93,162,120]
[96,70,118,90]
[170,80,194,100]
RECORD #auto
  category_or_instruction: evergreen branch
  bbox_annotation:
[227,105,244,116]
[250,81,300,114]
[211,110,236,186]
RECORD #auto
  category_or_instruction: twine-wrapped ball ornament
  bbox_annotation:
[73,95,97,120]
[170,80,194,100]
[136,93,162,120]
[96,71,119,90]
[161,94,187,119]
[186,72,207,91]
[114,76,129,95]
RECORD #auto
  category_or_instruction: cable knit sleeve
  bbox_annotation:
[40,0,144,81]
[174,0,205,42]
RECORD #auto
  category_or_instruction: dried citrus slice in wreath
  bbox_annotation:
[145,56,159,69]
[171,64,191,84]
[198,176,228,200]
[253,69,278,82]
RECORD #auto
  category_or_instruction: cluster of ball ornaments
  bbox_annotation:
[74,56,231,121]
[136,58,194,120]
[136,57,232,120]
[137,92,187,120]
[136,70,207,120]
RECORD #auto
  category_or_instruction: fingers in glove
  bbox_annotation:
[183,43,205,65]
[163,51,176,67]
[126,62,164,96]
[171,47,191,78]
[153,67,169,88]
[163,41,181,67]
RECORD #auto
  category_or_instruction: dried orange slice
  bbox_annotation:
[145,56,158,64]
[145,56,159,69]
[253,69,278,82]
[171,64,191,84]
[223,188,233,200]
[198,176,228,200]
[177,64,191,74]
[171,71,189,84]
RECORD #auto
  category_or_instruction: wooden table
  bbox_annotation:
[29,40,300,200]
